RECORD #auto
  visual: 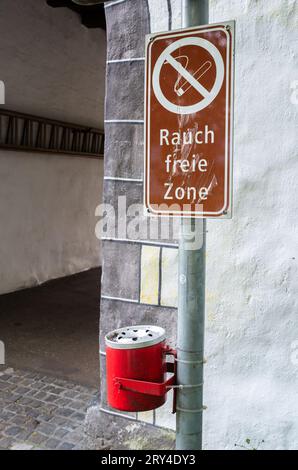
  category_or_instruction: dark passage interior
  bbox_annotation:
[0,268,100,388]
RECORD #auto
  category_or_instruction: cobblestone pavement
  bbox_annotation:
[0,367,98,450]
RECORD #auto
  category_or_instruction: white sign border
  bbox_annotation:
[144,21,235,218]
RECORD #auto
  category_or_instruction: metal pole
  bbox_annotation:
[176,0,209,451]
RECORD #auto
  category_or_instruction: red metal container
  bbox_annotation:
[105,325,176,412]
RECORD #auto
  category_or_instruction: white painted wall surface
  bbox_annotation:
[0,0,106,294]
[205,0,298,451]
[0,151,103,293]
[149,0,298,450]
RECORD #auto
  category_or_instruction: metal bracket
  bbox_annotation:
[176,405,207,413]
[114,374,175,397]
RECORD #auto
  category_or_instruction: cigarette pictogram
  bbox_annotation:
[175,60,212,97]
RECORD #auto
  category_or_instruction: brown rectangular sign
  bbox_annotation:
[144,22,235,218]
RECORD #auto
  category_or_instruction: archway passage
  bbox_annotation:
[0,0,105,385]
[0,0,106,450]
[0,268,101,387]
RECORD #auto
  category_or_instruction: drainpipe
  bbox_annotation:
[176,0,209,451]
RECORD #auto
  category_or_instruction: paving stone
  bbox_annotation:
[55,398,70,407]
[0,410,15,421]
[68,400,87,411]
[0,423,6,433]
[31,373,46,381]
[10,415,30,426]
[44,394,58,403]
[62,420,79,431]
[32,391,48,400]
[41,405,56,414]
[14,429,32,441]
[48,416,67,427]
[14,386,30,395]
[37,414,52,422]
[0,366,97,450]
[58,442,75,450]
[18,397,32,406]
[19,379,34,387]
[7,376,19,384]
[30,381,46,390]
[56,408,74,418]
[52,379,71,388]
[23,372,39,380]
[23,407,40,419]
[1,392,21,403]
[66,430,84,445]
[28,432,47,445]
[5,385,18,393]
[76,393,93,403]
[72,385,89,393]
[62,390,78,399]
[0,382,9,391]
[5,425,25,437]
[6,403,22,413]
[11,394,23,402]
[29,399,44,408]
[0,374,11,381]
[0,437,14,448]
[43,386,63,395]
[44,438,60,450]
[71,412,85,422]
[53,428,69,439]
[36,423,57,436]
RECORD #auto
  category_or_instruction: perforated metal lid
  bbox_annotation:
[105,325,166,350]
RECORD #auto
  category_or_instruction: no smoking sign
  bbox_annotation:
[144,22,235,218]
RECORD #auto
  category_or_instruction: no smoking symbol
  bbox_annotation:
[152,36,224,115]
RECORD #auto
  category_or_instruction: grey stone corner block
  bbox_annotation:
[84,406,175,450]
[103,178,143,208]
[101,180,179,243]
[101,240,141,300]
[106,0,150,61]
[104,123,144,180]
[105,61,145,121]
